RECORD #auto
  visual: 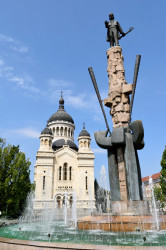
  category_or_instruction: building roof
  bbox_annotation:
[47,93,74,125]
[41,127,53,135]
[52,139,78,152]
[78,123,90,137]
[142,172,161,183]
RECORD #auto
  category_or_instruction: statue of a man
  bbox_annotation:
[105,13,125,47]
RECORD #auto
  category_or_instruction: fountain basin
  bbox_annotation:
[78,214,166,232]
[0,220,166,247]
[0,237,166,250]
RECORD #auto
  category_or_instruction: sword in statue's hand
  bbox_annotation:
[119,27,134,40]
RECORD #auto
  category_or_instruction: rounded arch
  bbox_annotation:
[56,195,62,209]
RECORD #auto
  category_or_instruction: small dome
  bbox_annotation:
[78,123,90,137]
[41,127,52,135]
[47,92,74,125]
[52,139,78,152]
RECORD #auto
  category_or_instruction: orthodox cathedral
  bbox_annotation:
[34,93,95,211]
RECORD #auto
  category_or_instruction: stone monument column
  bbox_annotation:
[92,13,149,214]
[104,46,132,202]
[104,46,132,128]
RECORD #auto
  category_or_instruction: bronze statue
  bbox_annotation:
[105,13,134,47]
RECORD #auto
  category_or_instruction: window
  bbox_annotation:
[59,166,62,180]
[56,196,61,209]
[43,176,46,190]
[60,127,63,136]
[63,163,67,180]
[69,196,73,208]
[69,167,72,180]
[85,176,88,190]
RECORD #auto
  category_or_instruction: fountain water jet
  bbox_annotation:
[149,176,160,231]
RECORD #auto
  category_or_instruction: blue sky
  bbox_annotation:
[0,0,166,187]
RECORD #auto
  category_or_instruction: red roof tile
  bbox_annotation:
[142,172,161,182]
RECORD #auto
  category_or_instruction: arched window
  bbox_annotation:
[69,167,72,181]
[85,176,88,190]
[64,127,67,136]
[43,176,46,190]
[60,127,63,136]
[69,196,73,208]
[63,163,67,180]
[56,196,61,209]
[59,166,62,180]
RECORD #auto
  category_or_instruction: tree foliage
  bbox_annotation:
[154,146,166,208]
[160,145,166,198]
[0,138,32,218]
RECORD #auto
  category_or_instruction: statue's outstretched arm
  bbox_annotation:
[105,21,108,28]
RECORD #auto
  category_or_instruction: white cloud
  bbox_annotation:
[7,128,40,139]
[0,33,28,54]
[92,148,106,154]
[0,59,4,66]
[0,33,14,43]
[15,128,40,138]
[9,76,40,93]
[10,46,28,53]
[66,94,90,109]
[48,78,72,87]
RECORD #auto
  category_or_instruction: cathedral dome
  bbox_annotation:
[52,139,78,152]
[47,93,74,125]
[78,123,90,137]
[41,127,53,135]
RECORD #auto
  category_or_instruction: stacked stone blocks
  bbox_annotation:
[104,46,132,128]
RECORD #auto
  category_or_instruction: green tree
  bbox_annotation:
[160,146,166,197]
[0,138,32,218]
[154,146,166,209]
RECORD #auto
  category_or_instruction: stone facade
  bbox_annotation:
[34,96,95,210]
[104,46,132,128]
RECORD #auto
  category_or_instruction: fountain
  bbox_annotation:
[0,13,166,249]
[0,189,166,248]
[149,176,160,231]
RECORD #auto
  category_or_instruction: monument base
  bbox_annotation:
[77,214,166,232]
[111,200,150,215]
